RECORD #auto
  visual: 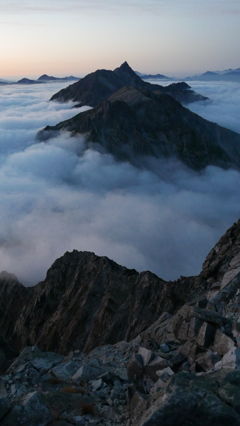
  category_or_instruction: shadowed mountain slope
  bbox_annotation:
[39,85,240,170]
[0,219,239,358]
[50,61,207,106]
[4,251,197,355]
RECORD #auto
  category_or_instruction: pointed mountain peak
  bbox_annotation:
[114,61,136,76]
[118,61,132,70]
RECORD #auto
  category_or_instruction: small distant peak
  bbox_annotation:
[38,74,57,81]
[38,74,49,79]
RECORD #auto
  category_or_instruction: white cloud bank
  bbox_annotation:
[0,81,239,285]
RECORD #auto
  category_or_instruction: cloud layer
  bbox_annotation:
[0,81,239,285]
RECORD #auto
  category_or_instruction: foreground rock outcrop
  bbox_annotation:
[0,219,240,425]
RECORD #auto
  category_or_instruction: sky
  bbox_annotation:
[0,80,240,285]
[1,0,240,79]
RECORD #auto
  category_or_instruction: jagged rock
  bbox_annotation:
[172,305,229,347]
[144,356,171,381]
[127,353,144,383]
[201,220,240,285]
[139,312,175,349]
[127,347,171,394]
[211,329,235,356]
[156,366,174,383]
[134,369,240,426]
[195,350,221,371]
[51,360,80,380]
[72,359,107,382]
[213,347,240,370]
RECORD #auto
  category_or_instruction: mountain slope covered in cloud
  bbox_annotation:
[39,85,240,171]
[0,81,240,285]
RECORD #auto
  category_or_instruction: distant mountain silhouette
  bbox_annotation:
[1,75,81,86]
[39,85,240,171]
[50,61,207,106]
[136,72,173,80]
[38,74,80,82]
[16,78,41,85]
[185,68,240,82]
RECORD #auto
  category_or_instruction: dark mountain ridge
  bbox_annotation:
[50,61,207,106]
[38,85,240,171]
[0,219,239,357]
[0,220,240,425]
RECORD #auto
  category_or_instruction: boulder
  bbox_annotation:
[135,369,240,426]
[51,360,80,380]
[72,358,107,382]
[195,350,221,372]
[172,305,229,349]
[213,348,240,370]
[2,392,51,426]
[211,329,235,357]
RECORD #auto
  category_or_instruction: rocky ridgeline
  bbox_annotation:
[0,219,240,425]
[49,61,207,107]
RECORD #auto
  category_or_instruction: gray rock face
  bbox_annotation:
[39,85,240,171]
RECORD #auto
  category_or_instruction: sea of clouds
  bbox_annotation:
[0,80,240,285]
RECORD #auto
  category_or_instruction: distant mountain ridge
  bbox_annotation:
[0,75,80,86]
[38,84,240,171]
[50,61,207,106]
[136,67,240,83]
[37,74,80,82]
[136,71,173,80]
[184,67,240,82]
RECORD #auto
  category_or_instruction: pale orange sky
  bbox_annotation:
[1,0,240,79]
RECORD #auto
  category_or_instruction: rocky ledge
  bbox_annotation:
[0,219,240,425]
